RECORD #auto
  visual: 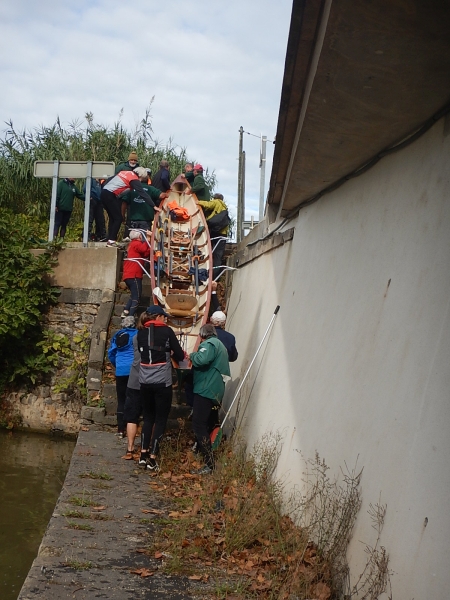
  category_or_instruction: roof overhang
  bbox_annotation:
[268,0,450,216]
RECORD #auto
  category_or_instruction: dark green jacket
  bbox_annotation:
[56,179,84,211]
[122,184,161,222]
[191,174,210,200]
[115,161,139,174]
[190,337,230,404]
[184,170,195,184]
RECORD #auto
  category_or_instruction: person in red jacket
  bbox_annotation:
[121,230,151,317]
[101,166,160,246]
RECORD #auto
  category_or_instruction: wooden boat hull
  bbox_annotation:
[150,175,212,361]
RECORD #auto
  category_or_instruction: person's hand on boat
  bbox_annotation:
[211,281,217,292]
[154,206,162,213]
[184,187,192,195]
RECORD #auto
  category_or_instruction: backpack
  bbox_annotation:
[207,209,231,236]
[115,331,131,349]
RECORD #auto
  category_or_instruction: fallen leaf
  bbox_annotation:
[181,539,190,548]
[312,582,331,600]
[135,548,149,554]
[91,506,106,511]
[188,574,202,580]
[191,500,202,515]
[141,508,163,515]
[130,568,155,578]
[81,426,90,432]
[154,551,163,559]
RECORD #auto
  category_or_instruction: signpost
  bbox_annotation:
[34,160,115,246]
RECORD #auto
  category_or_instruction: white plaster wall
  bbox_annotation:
[225,117,450,598]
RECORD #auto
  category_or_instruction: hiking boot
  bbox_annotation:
[190,465,212,475]
[146,457,160,472]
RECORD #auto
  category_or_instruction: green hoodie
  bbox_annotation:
[56,179,84,211]
[190,173,210,200]
[190,337,230,404]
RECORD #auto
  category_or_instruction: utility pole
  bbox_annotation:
[237,126,245,243]
[259,135,267,221]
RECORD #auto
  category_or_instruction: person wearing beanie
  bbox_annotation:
[107,315,138,437]
[151,159,171,193]
[121,229,151,317]
[115,151,140,174]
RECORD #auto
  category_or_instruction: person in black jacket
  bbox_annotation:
[210,311,238,362]
[137,305,185,471]
[151,160,171,195]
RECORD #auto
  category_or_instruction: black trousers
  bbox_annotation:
[212,238,226,278]
[101,189,122,241]
[115,375,129,432]
[141,385,173,455]
[192,394,219,469]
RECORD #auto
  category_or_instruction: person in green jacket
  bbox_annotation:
[54,178,84,238]
[121,179,168,234]
[185,163,210,200]
[189,323,230,474]
[115,151,139,174]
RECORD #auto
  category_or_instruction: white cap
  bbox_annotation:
[210,311,226,325]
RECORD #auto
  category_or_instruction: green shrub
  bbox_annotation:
[0,210,60,393]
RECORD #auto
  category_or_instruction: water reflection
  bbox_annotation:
[0,430,75,600]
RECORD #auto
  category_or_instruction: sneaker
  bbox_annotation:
[106,240,118,247]
[122,236,131,242]
[120,310,130,318]
[146,457,160,472]
[139,453,149,466]
[191,441,198,453]
[190,465,212,475]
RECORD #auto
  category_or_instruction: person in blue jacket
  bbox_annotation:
[107,316,138,436]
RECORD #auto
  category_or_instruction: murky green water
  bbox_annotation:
[0,430,75,600]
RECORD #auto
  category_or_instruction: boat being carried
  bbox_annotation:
[150,175,212,361]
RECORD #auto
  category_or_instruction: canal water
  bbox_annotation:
[0,430,75,600]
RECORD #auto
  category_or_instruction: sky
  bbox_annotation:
[0,0,292,221]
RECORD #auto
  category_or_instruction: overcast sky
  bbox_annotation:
[0,0,292,221]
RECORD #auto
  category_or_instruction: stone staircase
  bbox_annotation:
[81,254,191,431]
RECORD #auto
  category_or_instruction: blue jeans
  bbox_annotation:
[124,278,143,315]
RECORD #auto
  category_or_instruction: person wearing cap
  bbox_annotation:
[210,311,238,363]
[107,315,138,437]
[184,164,210,200]
[121,174,168,233]
[54,177,85,239]
[115,151,140,174]
[136,305,185,471]
[101,166,160,246]
[189,324,230,474]
[151,160,171,193]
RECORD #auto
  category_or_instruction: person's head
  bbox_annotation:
[129,229,144,241]
[128,151,138,167]
[133,166,148,181]
[145,305,169,321]
[137,311,150,330]
[184,162,194,173]
[145,168,152,178]
[199,323,217,339]
[193,163,203,174]
[213,193,224,201]
[210,311,226,328]
[160,160,169,170]
[121,315,136,328]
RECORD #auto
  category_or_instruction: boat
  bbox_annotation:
[150,175,212,363]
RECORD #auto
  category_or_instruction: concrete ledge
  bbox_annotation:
[58,288,103,304]
[232,227,295,268]
[88,332,107,371]
[92,302,114,334]
[48,246,119,291]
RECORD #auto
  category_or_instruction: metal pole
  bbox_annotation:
[48,160,59,241]
[237,126,244,243]
[83,161,92,247]
[259,135,267,221]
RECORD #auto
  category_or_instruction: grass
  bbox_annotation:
[78,470,113,480]
[62,510,110,521]
[68,495,97,507]
[64,559,93,570]
[66,521,94,531]
[145,430,390,600]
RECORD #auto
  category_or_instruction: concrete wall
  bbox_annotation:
[49,245,120,291]
[225,117,450,597]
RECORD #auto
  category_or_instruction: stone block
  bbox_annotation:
[80,406,93,420]
[114,304,125,316]
[104,397,117,416]
[37,385,51,398]
[94,413,117,426]
[102,384,117,399]
[92,302,114,333]
[111,316,122,327]
[87,368,103,391]
[58,288,103,305]
[90,406,106,420]
[102,289,115,303]
[88,331,107,370]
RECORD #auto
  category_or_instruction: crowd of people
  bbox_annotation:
[101,151,236,475]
